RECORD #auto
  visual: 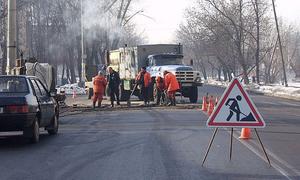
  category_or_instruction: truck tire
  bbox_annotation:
[189,86,198,103]
[120,86,131,101]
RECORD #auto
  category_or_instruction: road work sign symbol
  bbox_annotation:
[207,78,265,128]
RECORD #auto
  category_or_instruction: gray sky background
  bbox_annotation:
[132,0,300,44]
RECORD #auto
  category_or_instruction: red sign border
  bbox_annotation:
[207,78,265,128]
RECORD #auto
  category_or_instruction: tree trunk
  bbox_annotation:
[255,0,260,84]
[68,47,76,83]
[76,36,82,82]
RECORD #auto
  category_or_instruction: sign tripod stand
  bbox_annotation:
[203,78,270,166]
[201,127,271,166]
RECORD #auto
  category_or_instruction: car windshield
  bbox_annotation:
[153,56,183,66]
[0,77,29,93]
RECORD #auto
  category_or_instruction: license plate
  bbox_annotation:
[182,83,192,87]
[0,107,3,113]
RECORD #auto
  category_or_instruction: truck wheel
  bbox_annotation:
[189,86,198,103]
[120,86,131,101]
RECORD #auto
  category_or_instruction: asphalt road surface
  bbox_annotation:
[0,84,300,180]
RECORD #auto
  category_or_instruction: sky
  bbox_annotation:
[132,0,300,44]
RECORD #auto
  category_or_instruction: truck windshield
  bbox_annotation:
[153,57,183,66]
[0,77,29,93]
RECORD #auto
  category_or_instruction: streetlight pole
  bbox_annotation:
[81,0,85,84]
[6,0,17,75]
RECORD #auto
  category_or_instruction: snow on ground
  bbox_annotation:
[206,78,300,100]
[56,83,86,95]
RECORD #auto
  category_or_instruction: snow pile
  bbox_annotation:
[56,83,86,95]
[207,78,300,100]
[256,84,300,100]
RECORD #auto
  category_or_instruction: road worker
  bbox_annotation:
[93,71,107,108]
[155,74,165,105]
[163,70,179,106]
[136,67,151,106]
[107,67,121,107]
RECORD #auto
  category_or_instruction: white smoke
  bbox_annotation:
[82,0,124,43]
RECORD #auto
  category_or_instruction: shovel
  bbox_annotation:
[127,84,138,107]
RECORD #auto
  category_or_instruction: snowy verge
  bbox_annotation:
[205,79,300,100]
[56,83,86,95]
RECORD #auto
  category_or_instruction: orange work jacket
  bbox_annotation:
[164,72,179,92]
[93,75,107,94]
[155,76,165,90]
[136,71,151,88]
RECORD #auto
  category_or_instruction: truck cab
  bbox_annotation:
[147,54,202,103]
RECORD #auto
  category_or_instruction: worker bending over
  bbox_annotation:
[155,74,165,105]
[163,70,179,106]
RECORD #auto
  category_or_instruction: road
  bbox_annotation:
[0,85,300,180]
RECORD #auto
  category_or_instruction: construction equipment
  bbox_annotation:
[107,44,203,103]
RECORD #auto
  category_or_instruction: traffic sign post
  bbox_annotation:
[202,78,270,166]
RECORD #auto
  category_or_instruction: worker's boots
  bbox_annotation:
[168,98,176,106]
[93,102,96,109]
[172,98,176,106]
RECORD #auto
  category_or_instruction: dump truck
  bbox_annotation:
[107,44,202,103]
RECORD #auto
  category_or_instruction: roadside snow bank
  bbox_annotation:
[206,79,300,100]
[56,83,86,95]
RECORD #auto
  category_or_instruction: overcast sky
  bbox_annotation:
[132,0,300,44]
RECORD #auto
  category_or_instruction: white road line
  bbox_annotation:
[279,102,300,107]
[231,130,300,180]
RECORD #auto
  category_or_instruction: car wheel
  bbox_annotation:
[47,115,59,135]
[31,118,40,143]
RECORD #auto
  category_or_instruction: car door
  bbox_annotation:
[35,79,55,126]
[30,79,49,126]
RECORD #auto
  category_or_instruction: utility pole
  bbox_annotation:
[272,0,288,87]
[6,0,17,75]
[81,0,86,84]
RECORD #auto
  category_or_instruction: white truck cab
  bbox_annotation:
[147,54,202,103]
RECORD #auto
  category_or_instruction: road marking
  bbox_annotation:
[279,102,300,107]
[230,130,300,180]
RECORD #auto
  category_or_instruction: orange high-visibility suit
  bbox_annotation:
[164,72,179,92]
[164,72,179,105]
[136,71,151,104]
[155,76,165,90]
[93,75,107,104]
[136,71,151,88]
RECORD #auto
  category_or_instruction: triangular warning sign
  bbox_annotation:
[207,78,265,128]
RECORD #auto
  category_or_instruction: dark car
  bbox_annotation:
[0,75,59,143]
